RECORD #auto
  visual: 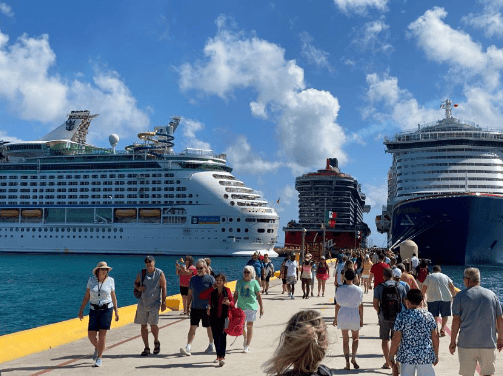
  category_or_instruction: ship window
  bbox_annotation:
[245,229,249,232]
[222,228,225,232]
[230,201,235,206]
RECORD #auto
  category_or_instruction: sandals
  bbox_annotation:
[153,340,161,354]
[141,347,150,356]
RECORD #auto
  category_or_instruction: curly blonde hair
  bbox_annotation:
[263,310,328,375]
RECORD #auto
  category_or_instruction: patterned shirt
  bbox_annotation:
[393,309,437,364]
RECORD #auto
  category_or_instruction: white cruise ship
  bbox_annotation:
[0,111,279,256]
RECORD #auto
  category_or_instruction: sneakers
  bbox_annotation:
[291,294,295,299]
[92,348,98,361]
[180,346,191,356]
[94,358,102,367]
[213,358,219,364]
[243,346,250,353]
[204,344,215,354]
[219,359,225,367]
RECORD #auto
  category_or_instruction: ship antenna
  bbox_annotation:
[440,99,453,119]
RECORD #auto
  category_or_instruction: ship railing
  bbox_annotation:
[180,148,214,157]
[385,126,503,144]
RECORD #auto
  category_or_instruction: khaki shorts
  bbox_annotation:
[458,347,495,376]
[134,305,160,326]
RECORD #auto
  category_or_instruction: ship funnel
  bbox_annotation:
[326,158,338,170]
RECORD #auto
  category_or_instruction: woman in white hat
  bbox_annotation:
[78,261,119,367]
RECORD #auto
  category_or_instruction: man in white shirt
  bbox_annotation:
[410,253,419,276]
[421,265,457,337]
[284,254,299,299]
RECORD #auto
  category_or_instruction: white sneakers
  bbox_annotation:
[204,344,215,354]
[243,346,250,353]
[180,346,191,356]
[94,358,102,367]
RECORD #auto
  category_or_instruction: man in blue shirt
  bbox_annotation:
[180,259,216,356]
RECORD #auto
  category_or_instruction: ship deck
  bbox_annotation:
[1,262,500,375]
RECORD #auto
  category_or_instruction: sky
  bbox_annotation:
[1,0,503,247]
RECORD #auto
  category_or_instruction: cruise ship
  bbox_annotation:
[377,100,503,264]
[284,158,371,252]
[0,111,279,256]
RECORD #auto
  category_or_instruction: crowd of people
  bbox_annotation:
[78,249,503,376]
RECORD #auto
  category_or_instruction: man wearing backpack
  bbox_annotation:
[373,267,407,370]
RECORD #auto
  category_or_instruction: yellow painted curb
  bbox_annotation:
[0,277,248,364]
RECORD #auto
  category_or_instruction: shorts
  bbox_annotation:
[179,286,189,296]
[134,304,160,326]
[361,275,369,279]
[261,275,270,282]
[243,309,257,322]
[286,276,297,285]
[88,307,113,331]
[458,347,496,376]
[427,301,451,317]
[400,363,435,376]
[378,317,395,340]
[282,278,287,284]
[190,308,211,327]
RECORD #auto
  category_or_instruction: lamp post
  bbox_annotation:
[301,228,307,263]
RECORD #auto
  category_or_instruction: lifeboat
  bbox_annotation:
[21,209,43,218]
[139,209,161,218]
[115,209,137,218]
[1,209,19,217]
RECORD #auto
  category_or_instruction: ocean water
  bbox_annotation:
[0,253,286,336]
[1,255,502,336]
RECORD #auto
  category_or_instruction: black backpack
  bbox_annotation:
[381,283,401,321]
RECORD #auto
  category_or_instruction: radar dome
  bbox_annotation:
[399,240,418,262]
[109,134,119,148]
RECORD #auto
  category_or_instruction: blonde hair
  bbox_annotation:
[263,310,328,375]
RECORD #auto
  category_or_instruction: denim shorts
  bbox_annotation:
[88,307,113,331]
[427,301,451,317]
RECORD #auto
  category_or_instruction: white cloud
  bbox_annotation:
[0,131,22,142]
[179,16,347,172]
[279,184,297,206]
[299,31,332,71]
[408,7,503,90]
[362,181,387,208]
[179,118,211,150]
[462,0,503,39]
[0,2,13,17]
[353,18,393,53]
[224,135,283,175]
[0,30,150,142]
[333,0,388,15]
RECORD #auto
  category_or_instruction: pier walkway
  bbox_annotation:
[2,270,502,375]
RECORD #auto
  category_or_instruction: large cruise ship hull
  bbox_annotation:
[390,194,503,265]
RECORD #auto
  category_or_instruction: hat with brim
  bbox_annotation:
[392,268,402,278]
[320,256,325,260]
[92,261,112,275]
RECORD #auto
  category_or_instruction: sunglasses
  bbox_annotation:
[145,260,153,263]
[243,271,251,274]
[196,267,205,270]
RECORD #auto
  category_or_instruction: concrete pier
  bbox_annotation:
[1,269,501,375]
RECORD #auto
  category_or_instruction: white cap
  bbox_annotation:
[392,268,402,278]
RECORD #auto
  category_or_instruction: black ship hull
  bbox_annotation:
[390,194,503,265]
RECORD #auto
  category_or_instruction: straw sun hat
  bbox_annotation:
[92,261,113,275]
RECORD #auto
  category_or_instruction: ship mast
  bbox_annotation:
[441,99,454,119]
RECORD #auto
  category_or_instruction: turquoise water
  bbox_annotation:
[1,255,502,336]
[0,253,286,336]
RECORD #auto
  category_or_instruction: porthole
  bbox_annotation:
[221,228,226,232]
[245,229,249,233]
[223,194,228,199]
[230,201,235,206]
[237,228,241,233]
[222,218,226,222]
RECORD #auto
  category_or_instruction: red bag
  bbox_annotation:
[224,307,246,337]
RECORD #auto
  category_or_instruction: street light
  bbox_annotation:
[301,228,307,263]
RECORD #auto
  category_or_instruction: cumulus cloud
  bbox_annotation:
[353,17,393,53]
[0,2,13,17]
[462,0,503,39]
[362,72,441,130]
[0,30,150,142]
[179,16,347,172]
[179,118,211,150]
[224,136,283,175]
[409,7,503,90]
[299,32,332,71]
[362,181,387,208]
[278,184,297,206]
[333,0,388,15]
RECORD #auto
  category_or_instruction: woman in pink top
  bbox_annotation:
[175,256,197,315]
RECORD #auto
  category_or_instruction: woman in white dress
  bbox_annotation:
[332,268,363,370]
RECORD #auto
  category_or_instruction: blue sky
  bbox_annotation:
[1,0,503,247]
